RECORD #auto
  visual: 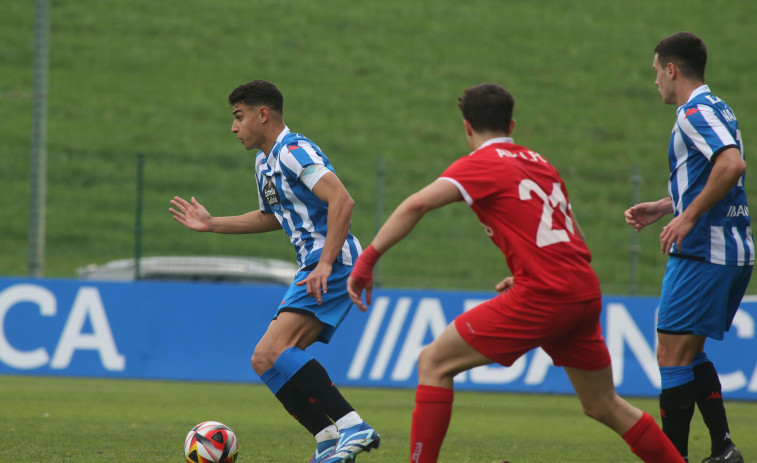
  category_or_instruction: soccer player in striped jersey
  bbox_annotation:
[625,32,750,463]
[170,80,378,463]
[348,83,683,463]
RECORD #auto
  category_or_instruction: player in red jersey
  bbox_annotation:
[347,83,684,463]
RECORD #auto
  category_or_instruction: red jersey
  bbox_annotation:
[439,137,601,302]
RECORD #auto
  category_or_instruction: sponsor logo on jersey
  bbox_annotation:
[263,178,281,207]
[721,108,737,122]
[726,205,749,218]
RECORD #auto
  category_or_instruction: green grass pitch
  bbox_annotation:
[4,0,757,295]
[3,375,756,462]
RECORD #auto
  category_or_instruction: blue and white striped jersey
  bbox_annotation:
[667,85,753,266]
[254,127,362,269]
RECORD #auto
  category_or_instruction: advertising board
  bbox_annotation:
[1,278,755,399]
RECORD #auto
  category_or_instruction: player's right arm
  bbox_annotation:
[372,179,462,253]
[624,197,674,232]
[348,179,462,311]
[169,196,281,234]
[659,147,745,254]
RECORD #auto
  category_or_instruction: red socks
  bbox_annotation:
[410,385,454,463]
[623,412,685,463]
[411,390,683,463]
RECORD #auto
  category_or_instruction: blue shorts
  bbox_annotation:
[275,261,353,344]
[658,256,752,340]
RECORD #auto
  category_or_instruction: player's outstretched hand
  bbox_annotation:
[347,244,382,312]
[169,196,213,232]
[624,200,670,232]
[347,275,372,312]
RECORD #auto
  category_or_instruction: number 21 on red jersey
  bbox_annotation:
[518,179,574,248]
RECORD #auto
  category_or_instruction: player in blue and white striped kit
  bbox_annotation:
[625,32,750,463]
[170,80,379,463]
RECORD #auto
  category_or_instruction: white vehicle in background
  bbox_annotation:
[77,256,298,285]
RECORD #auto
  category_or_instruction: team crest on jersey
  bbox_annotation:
[263,178,281,207]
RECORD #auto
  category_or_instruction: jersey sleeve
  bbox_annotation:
[678,105,738,162]
[279,140,331,190]
[438,155,497,205]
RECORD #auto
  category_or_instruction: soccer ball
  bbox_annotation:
[184,421,239,463]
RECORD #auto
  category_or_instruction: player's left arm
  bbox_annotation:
[347,179,463,310]
[296,171,355,303]
[660,147,745,254]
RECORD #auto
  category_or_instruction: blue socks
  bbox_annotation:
[660,365,695,390]
[273,346,314,378]
[259,346,315,394]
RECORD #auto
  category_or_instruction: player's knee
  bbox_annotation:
[416,347,431,374]
[656,335,703,367]
[416,346,440,377]
[417,344,454,383]
[656,344,689,367]
[250,347,275,375]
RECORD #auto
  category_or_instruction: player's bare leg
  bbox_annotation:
[565,366,684,462]
[565,366,641,432]
[657,332,705,368]
[417,321,492,388]
[251,312,323,375]
[252,313,376,463]
[410,322,491,463]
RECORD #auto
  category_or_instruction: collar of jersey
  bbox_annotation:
[471,136,514,154]
[258,126,292,171]
[684,84,711,105]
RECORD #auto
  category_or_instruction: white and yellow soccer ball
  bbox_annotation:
[184,421,239,463]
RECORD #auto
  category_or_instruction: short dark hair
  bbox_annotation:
[654,32,707,81]
[228,80,284,113]
[457,83,514,133]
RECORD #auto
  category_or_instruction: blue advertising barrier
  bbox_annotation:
[1,277,756,400]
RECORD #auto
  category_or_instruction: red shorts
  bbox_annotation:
[454,287,611,371]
